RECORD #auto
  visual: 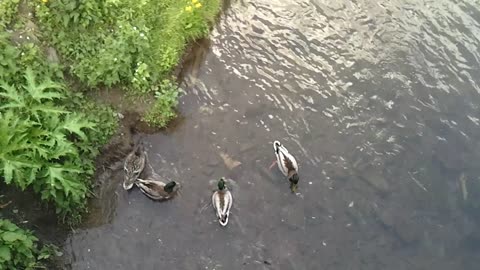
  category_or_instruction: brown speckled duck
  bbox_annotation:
[136,174,181,201]
[123,142,146,190]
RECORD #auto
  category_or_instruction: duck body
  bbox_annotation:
[212,178,233,226]
[273,140,300,192]
[123,142,146,190]
[136,177,180,201]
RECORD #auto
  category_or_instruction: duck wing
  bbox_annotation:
[136,179,169,200]
[282,152,298,173]
[124,144,146,172]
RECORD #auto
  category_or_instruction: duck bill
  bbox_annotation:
[290,183,298,193]
[123,176,135,190]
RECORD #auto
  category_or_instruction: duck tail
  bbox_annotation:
[219,214,229,226]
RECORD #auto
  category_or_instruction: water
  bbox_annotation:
[64,0,480,269]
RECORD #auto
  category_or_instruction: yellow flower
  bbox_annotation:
[192,0,199,4]
[195,2,202,8]
[185,6,193,12]
[41,0,48,3]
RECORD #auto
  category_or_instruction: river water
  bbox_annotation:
[64,0,480,269]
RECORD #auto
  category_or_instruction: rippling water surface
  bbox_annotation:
[65,0,480,269]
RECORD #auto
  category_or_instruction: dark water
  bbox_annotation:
[64,0,480,269]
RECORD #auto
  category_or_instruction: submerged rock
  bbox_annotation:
[375,205,423,244]
[46,47,59,64]
[240,142,255,153]
[220,152,242,170]
[357,168,389,194]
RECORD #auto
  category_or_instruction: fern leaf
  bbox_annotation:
[0,81,25,109]
[0,103,26,110]
[62,113,96,140]
[26,167,40,186]
[30,104,69,115]
[23,68,64,102]
[0,111,32,154]
[1,160,14,184]
[45,165,84,197]
[50,139,78,160]
[0,157,41,188]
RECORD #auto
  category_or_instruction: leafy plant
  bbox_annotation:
[35,0,221,94]
[0,68,113,220]
[0,0,20,29]
[143,79,180,127]
[0,32,118,222]
[0,33,20,80]
[0,28,117,224]
[0,219,59,270]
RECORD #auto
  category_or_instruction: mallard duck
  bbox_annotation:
[123,142,146,190]
[270,140,299,192]
[135,177,181,201]
[212,178,233,226]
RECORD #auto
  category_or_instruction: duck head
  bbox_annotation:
[218,177,226,190]
[273,140,281,153]
[288,171,299,193]
[163,181,179,193]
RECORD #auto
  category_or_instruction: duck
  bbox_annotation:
[270,140,299,193]
[212,178,233,226]
[123,141,146,190]
[135,176,181,201]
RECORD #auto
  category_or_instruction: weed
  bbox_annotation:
[35,0,221,94]
[143,79,180,128]
[0,69,92,217]
[0,35,118,222]
[0,219,59,270]
[0,0,20,29]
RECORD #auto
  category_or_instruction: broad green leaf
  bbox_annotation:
[62,113,96,140]
[23,238,34,249]
[23,68,64,102]
[0,246,11,262]
[0,219,17,231]
[2,231,27,242]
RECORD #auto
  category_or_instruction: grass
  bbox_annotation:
[143,79,180,127]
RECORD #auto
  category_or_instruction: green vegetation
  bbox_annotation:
[0,219,60,270]
[143,79,180,127]
[0,0,19,28]
[0,0,220,262]
[0,0,220,265]
[0,0,220,221]
[0,34,117,222]
[35,0,221,94]
[34,0,221,127]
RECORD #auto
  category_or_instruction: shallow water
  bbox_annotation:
[65,0,480,269]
